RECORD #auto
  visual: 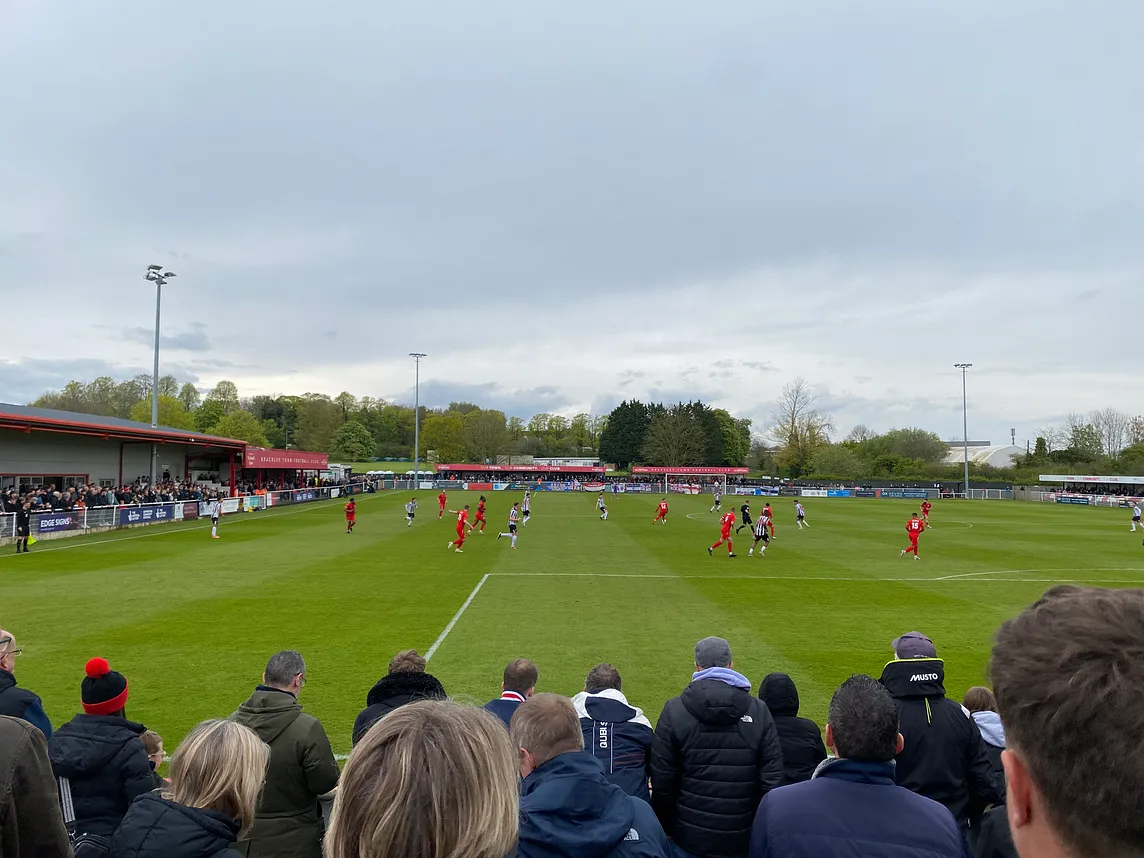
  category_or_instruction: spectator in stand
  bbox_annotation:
[514,693,670,858]
[650,637,784,858]
[572,663,654,802]
[879,632,1000,830]
[48,657,156,840]
[485,658,539,728]
[749,674,972,858]
[111,720,270,858]
[0,714,72,858]
[982,585,1144,858]
[327,700,519,858]
[142,729,168,788]
[758,672,826,785]
[352,649,447,745]
[231,650,339,858]
[0,629,52,737]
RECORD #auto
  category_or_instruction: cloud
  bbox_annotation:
[122,324,212,352]
[385,381,574,419]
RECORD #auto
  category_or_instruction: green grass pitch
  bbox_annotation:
[4,491,1141,757]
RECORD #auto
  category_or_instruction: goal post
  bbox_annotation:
[663,473,727,496]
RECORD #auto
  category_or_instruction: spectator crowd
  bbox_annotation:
[2,585,1142,858]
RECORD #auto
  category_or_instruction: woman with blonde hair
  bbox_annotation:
[327,699,519,858]
[110,719,270,858]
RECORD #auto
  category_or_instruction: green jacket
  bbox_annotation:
[231,688,339,858]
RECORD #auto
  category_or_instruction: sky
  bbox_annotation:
[2,0,1141,446]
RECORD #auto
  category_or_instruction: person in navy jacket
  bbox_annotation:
[513,693,670,858]
[750,674,971,858]
[572,663,654,802]
[484,658,538,728]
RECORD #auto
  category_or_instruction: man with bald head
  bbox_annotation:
[0,629,52,737]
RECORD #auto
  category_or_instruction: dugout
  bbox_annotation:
[241,447,330,488]
[0,402,247,492]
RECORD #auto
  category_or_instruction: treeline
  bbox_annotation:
[29,376,609,463]
[598,400,752,469]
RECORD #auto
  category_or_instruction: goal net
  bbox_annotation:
[661,473,727,496]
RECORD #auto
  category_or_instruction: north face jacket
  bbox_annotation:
[879,659,1001,826]
[352,671,447,745]
[48,714,156,838]
[758,673,827,785]
[518,751,670,858]
[573,689,654,802]
[231,687,339,858]
[649,671,784,858]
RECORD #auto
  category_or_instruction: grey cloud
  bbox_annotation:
[122,325,212,352]
[387,381,573,419]
[0,359,203,404]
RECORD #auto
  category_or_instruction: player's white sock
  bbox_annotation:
[748,549,753,556]
[511,534,517,548]
[211,525,217,537]
[804,521,809,528]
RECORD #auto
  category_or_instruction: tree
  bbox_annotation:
[330,420,375,461]
[464,410,508,463]
[528,413,551,437]
[507,416,526,441]
[295,394,341,452]
[642,404,707,467]
[807,444,864,480]
[569,413,591,451]
[334,391,358,423]
[205,380,240,414]
[157,374,179,398]
[598,400,653,469]
[178,383,201,412]
[448,401,481,415]
[194,399,226,433]
[1130,416,1144,448]
[421,412,467,463]
[1091,407,1129,458]
[544,415,570,449]
[768,378,833,477]
[1067,422,1103,461]
[844,424,874,444]
[712,408,750,467]
[881,428,947,463]
[128,396,195,430]
[112,378,146,418]
[1037,425,1067,453]
[209,410,270,446]
[1033,437,1049,461]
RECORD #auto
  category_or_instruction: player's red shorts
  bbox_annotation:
[346,515,355,522]
[720,528,732,539]
[475,513,486,522]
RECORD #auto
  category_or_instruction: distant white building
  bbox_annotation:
[944,443,1022,468]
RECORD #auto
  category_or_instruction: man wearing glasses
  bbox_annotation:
[0,630,52,737]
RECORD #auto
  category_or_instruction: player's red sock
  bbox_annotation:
[726,542,734,554]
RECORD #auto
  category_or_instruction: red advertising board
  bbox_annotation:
[435,464,605,474]
[631,466,750,475]
[243,448,330,470]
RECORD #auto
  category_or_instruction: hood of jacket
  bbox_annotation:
[48,714,146,777]
[520,752,636,858]
[759,672,800,717]
[365,671,446,708]
[572,688,652,728]
[879,658,947,700]
[231,688,303,744]
[0,668,16,695]
[112,792,240,858]
[972,710,1006,748]
[680,677,754,726]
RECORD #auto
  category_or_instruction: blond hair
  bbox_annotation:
[510,693,583,768]
[326,700,518,858]
[168,719,270,835]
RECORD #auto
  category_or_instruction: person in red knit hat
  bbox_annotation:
[47,657,155,842]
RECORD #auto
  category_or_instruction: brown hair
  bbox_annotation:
[141,730,164,756]
[991,585,1144,857]
[169,720,269,835]
[388,649,426,674]
[962,686,997,714]
[503,658,538,694]
[326,700,518,858]
[585,663,622,692]
[510,693,583,768]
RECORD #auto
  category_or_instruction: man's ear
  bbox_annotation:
[824,723,837,756]
[1003,748,1032,831]
[895,733,904,755]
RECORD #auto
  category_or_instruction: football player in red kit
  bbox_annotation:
[438,490,448,519]
[344,499,356,534]
[447,505,472,553]
[709,510,737,557]
[653,498,669,524]
[763,503,776,537]
[921,500,933,525]
[901,513,925,559]
[473,495,488,533]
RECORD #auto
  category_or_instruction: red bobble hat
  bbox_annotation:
[81,657,129,715]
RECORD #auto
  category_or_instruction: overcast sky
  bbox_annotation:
[2,1,1141,445]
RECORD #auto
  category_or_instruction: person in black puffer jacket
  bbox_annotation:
[758,672,827,785]
[111,719,270,858]
[650,637,784,858]
[351,650,446,745]
[48,658,156,839]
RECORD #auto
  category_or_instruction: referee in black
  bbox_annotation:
[14,501,31,553]
[736,499,753,534]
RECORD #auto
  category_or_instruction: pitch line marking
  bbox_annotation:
[491,572,1142,584]
[425,573,490,662]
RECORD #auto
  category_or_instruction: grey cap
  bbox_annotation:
[892,631,937,659]
[695,636,733,668]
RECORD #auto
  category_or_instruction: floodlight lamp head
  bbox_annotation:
[147,264,163,272]
[162,271,176,279]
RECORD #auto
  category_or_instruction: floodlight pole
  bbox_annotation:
[955,363,972,498]
[145,265,176,487]
[410,353,427,487]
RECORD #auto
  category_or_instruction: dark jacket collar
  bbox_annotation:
[0,668,16,694]
[879,658,947,699]
[812,757,897,786]
[365,671,446,707]
[255,684,295,698]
